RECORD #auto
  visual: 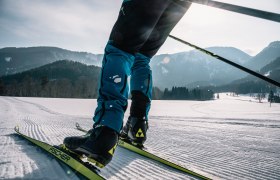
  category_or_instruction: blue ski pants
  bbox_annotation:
[93,0,191,132]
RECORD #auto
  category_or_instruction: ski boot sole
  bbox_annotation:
[60,144,105,168]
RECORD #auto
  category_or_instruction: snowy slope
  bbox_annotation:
[0,94,280,179]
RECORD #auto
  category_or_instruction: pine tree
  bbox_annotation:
[0,79,5,95]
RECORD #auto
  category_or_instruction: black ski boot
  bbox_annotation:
[121,91,150,148]
[121,116,148,148]
[63,125,118,168]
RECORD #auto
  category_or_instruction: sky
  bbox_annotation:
[0,0,280,56]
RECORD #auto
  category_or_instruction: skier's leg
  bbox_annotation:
[121,1,191,146]
[63,0,173,166]
[109,0,171,54]
[94,0,171,133]
[130,53,152,119]
[121,53,151,147]
[93,43,134,132]
[64,43,134,167]
[139,0,191,57]
[93,0,172,148]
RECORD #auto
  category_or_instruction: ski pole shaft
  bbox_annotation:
[169,35,280,88]
[183,0,280,23]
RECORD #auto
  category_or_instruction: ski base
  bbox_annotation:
[14,126,105,180]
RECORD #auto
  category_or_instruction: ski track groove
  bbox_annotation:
[22,163,29,178]
[13,162,22,178]
[0,97,80,179]
[138,161,186,180]
[110,149,147,179]
[168,142,278,180]
[0,136,9,156]
[127,161,163,180]
[179,157,251,180]
[105,162,133,180]
[0,166,6,179]
[17,162,24,178]
[44,125,63,145]
[147,118,280,180]
[131,149,189,179]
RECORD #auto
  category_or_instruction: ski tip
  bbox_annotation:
[75,122,80,128]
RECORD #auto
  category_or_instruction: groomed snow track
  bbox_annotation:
[0,95,280,179]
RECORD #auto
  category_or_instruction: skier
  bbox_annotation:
[63,0,191,167]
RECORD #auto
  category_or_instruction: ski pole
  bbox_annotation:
[169,35,280,88]
[183,0,280,23]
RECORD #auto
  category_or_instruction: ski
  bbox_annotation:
[75,123,211,180]
[14,126,105,180]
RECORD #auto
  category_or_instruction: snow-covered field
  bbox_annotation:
[0,94,280,180]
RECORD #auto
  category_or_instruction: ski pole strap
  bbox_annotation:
[183,0,280,23]
[169,35,280,88]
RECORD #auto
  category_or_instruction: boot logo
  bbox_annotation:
[108,143,117,156]
[136,128,145,138]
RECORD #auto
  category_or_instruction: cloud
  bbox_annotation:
[0,0,279,55]
[18,1,114,35]
[0,0,122,52]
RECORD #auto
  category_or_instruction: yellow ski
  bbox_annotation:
[14,126,105,180]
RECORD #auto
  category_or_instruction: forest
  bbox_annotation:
[0,60,214,100]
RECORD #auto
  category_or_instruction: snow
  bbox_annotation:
[5,57,12,62]
[264,71,271,77]
[0,94,280,179]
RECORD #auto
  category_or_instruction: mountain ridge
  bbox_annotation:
[1,41,279,89]
[245,41,280,70]
[0,46,103,76]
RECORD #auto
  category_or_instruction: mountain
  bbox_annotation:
[151,47,251,89]
[260,56,280,79]
[0,45,252,87]
[216,56,280,94]
[0,60,101,98]
[246,41,280,71]
[0,47,103,76]
[1,41,279,90]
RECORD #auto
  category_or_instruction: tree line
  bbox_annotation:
[0,75,98,98]
[0,60,215,101]
[0,60,100,98]
[0,77,214,101]
[162,86,214,100]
